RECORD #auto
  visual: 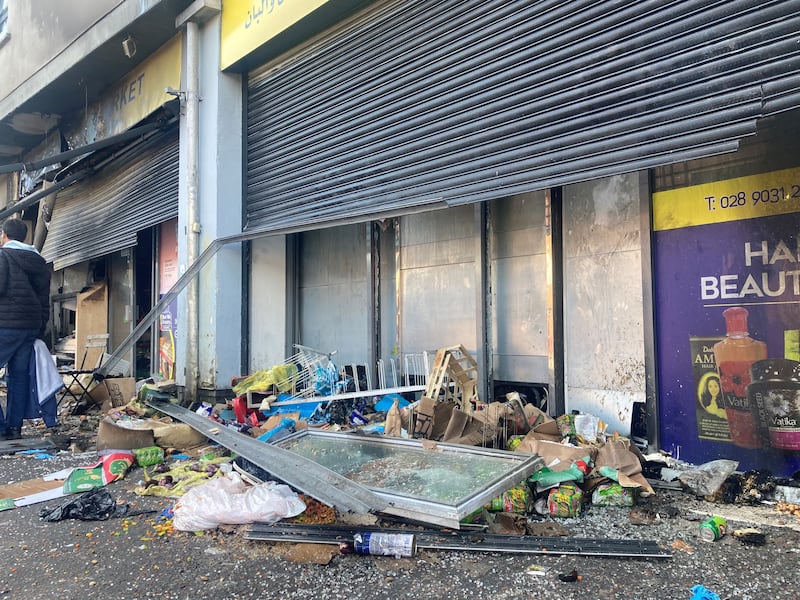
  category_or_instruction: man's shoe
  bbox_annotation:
[1,427,21,440]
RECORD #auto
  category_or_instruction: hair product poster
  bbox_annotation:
[689,336,729,442]
[653,167,800,476]
[158,219,178,380]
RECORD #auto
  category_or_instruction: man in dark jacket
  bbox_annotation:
[0,219,51,440]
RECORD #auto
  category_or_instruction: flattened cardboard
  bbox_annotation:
[97,414,212,451]
[430,401,457,440]
[251,412,306,440]
[75,283,108,370]
[413,396,436,439]
[532,419,562,438]
[514,437,599,471]
[0,476,68,510]
[0,478,64,500]
[593,438,654,495]
[442,407,469,441]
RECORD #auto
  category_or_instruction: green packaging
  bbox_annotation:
[485,483,529,514]
[132,446,165,467]
[591,482,637,506]
[547,484,583,517]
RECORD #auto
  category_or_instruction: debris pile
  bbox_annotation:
[2,343,797,575]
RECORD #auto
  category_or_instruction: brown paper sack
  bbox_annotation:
[384,399,402,437]
[593,438,654,495]
[150,421,209,449]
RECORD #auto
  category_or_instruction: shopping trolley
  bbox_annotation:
[276,344,341,399]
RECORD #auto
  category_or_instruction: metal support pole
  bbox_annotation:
[367,222,378,388]
[545,187,565,415]
[640,171,660,453]
[474,202,490,404]
[184,19,200,404]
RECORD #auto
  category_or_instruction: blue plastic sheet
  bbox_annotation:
[690,585,721,600]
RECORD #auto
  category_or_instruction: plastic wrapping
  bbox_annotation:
[678,459,739,497]
[172,472,306,531]
[39,488,129,522]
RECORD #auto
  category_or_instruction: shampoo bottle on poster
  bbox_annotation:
[713,307,767,449]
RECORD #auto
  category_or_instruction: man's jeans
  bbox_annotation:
[0,328,39,430]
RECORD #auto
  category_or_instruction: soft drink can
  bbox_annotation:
[353,532,416,557]
[699,516,727,542]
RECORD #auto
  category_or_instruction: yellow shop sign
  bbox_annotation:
[221,0,333,70]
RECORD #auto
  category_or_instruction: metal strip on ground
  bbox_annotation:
[145,398,387,515]
[0,437,55,455]
[244,523,672,559]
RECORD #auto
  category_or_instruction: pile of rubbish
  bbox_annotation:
[17,344,794,557]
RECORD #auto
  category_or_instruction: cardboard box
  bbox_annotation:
[97,416,156,451]
[96,414,213,451]
[75,283,108,370]
[94,377,137,411]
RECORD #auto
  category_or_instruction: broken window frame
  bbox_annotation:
[275,429,544,529]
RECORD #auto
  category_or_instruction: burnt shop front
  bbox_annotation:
[222,0,800,455]
[40,36,183,380]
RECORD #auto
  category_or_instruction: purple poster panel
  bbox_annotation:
[653,167,800,476]
[158,220,178,381]
[158,299,178,380]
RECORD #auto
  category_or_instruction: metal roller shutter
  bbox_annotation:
[246,0,800,232]
[42,128,179,270]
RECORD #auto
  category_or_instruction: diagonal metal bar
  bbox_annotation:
[145,398,388,515]
[244,523,672,559]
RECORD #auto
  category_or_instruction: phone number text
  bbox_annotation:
[704,185,800,211]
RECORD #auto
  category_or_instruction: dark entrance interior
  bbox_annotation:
[134,228,154,379]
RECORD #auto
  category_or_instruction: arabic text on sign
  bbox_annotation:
[245,0,286,28]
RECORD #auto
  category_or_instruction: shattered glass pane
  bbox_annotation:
[279,433,526,504]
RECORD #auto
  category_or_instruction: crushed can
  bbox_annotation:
[353,532,416,557]
[699,516,727,542]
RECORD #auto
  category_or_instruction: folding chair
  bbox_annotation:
[58,334,110,410]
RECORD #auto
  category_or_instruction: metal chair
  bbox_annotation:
[58,334,110,409]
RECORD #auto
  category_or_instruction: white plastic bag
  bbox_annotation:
[172,472,306,531]
[573,413,600,443]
